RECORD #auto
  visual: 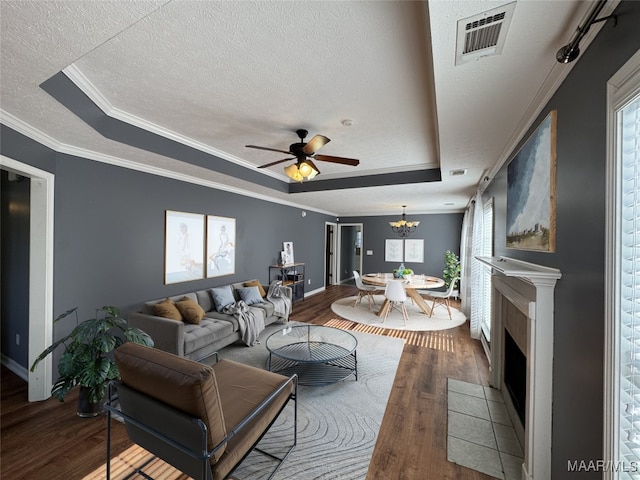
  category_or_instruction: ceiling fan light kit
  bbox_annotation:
[247,129,359,182]
[284,161,319,182]
[390,205,420,237]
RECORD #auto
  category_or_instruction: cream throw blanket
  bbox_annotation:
[222,301,264,346]
[267,281,292,321]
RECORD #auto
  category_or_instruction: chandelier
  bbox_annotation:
[389,205,420,237]
[284,161,319,183]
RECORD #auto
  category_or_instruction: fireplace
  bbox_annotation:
[477,256,561,480]
[504,329,526,426]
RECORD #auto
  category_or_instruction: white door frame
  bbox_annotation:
[0,155,54,401]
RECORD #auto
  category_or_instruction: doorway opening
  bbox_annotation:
[0,156,54,401]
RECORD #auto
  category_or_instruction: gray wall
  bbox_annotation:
[341,213,464,281]
[0,129,335,368]
[482,2,640,475]
[1,171,30,367]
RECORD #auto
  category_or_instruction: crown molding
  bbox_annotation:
[0,110,62,151]
[0,110,336,216]
[62,64,284,182]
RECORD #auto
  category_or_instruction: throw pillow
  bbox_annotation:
[243,279,266,298]
[210,285,235,312]
[152,298,183,321]
[237,286,264,306]
[175,296,205,324]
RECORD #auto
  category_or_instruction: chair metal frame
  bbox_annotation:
[104,358,297,480]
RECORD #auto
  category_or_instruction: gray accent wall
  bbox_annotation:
[341,213,463,281]
[481,2,640,476]
[1,128,335,368]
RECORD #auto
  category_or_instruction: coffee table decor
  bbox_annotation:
[266,324,358,386]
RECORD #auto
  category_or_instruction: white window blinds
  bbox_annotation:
[480,198,494,341]
[617,92,640,477]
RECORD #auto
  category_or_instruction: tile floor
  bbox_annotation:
[447,378,524,480]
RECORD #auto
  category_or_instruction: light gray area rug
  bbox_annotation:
[208,322,405,480]
[331,295,467,331]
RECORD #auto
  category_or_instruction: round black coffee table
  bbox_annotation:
[266,325,358,386]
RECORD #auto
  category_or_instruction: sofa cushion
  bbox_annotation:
[175,296,206,324]
[243,279,266,298]
[236,286,264,306]
[152,298,182,321]
[183,318,235,355]
[115,342,227,462]
[195,289,214,313]
[210,285,235,312]
[250,301,275,318]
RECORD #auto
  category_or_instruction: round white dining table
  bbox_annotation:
[361,273,445,316]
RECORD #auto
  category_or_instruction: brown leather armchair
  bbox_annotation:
[105,342,297,480]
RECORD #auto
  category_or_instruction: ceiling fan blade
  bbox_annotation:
[246,145,293,155]
[302,135,330,154]
[258,158,295,168]
[314,154,360,166]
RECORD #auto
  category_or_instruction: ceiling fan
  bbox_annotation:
[246,129,360,182]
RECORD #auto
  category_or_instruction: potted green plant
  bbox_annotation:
[30,306,154,417]
[443,250,461,290]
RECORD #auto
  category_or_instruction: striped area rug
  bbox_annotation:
[324,317,457,352]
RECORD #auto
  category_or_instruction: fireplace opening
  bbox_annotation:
[504,329,526,426]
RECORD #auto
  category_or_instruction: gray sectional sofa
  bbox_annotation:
[128,280,291,361]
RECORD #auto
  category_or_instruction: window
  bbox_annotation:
[605,52,640,479]
[480,198,494,341]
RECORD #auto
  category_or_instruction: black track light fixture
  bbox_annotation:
[556,0,616,64]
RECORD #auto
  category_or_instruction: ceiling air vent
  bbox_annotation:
[450,168,467,177]
[455,2,516,66]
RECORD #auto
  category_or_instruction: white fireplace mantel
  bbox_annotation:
[476,256,562,480]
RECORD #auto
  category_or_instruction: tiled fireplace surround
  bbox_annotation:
[477,257,562,480]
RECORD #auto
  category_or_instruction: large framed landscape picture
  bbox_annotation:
[506,110,557,252]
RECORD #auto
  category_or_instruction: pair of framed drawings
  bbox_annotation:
[164,210,235,284]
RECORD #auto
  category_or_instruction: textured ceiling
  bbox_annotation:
[0,0,617,216]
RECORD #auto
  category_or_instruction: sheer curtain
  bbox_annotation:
[468,191,485,339]
[460,205,472,317]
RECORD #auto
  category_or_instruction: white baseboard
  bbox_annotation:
[1,353,29,381]
[304,286,326,298]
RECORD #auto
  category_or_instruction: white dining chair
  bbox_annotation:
[422,277,458,320]
[381,279,409,326]
[353,270,383,311]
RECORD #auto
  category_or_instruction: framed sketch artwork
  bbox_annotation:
[507,110,557,252]
[385,239,403,262]
[206,215,236,278]
[165,210,205,284]
[404,239,424,263]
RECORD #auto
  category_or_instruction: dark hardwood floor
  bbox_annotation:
[1,285,492,479]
